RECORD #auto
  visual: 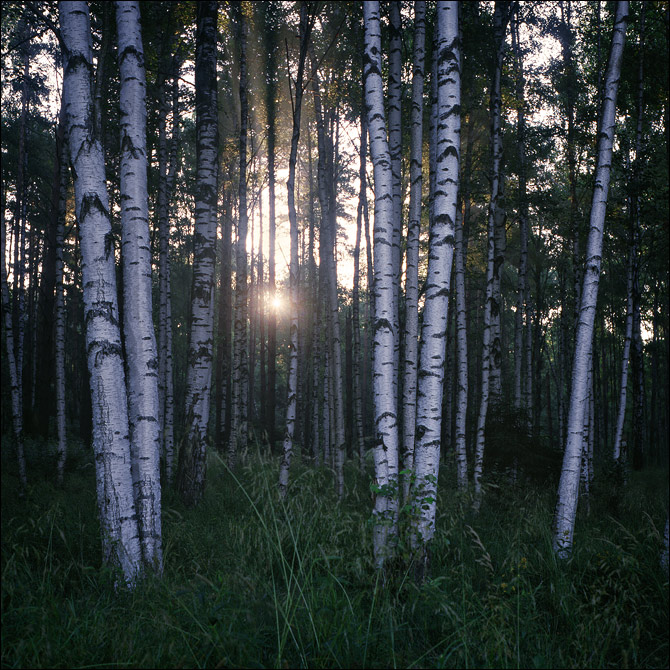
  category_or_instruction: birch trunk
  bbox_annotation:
[411,0,460,570]
[613,247,634,461]
[157,48,179,483]
[553,1,628,559]
[279,3,310,498]
[116,0,162,570]
[352,97,368,469]
[388,1,402,409]
[176,0,218,505]
[55,114,68,487]
[60,0,141,583]
[401,0,426,501]
[1,187,27,493]
[474,1,509,505]
[364,0,400,566]
[229,4,249,469]
[454,206,468,491]
[512,7,529,420]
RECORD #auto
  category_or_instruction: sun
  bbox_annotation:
[271,294,282,311]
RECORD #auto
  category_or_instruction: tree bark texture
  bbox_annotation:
[364,0,400,566]
[176,0,218,506]
[553,1,628,559]
[411,0,460,565]
[60,0,142,584]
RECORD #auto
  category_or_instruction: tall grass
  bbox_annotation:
[2,438,668,668]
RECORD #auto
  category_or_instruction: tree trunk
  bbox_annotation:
[176,0,219,505]
[1,186,27,493]
[553,1,628,559]
[279,3,311,498]
[116,0,162,571]
[60,0,141,584]
[474,1,510,505]
[364,1,400,567]
[401,0,426,501]
[229,3,249,470]
[411,0,460,575]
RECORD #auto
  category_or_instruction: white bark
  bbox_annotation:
[229,5,249,470]
[364,0,400,566]
[613,249,634,461]
[474,1,509,506]
[157,51,179,485]
[401,0,426,501]
[553,1,628,559]
[1,191,27,492]
[60,0,141,584]
[176,0,218,504]
[116,0,162,571]
[512,8,529,420]
[411,0,460,559]
[279,4,310,499]
[454,208,468,490]
[55,112,68,487]
[388,1,402,409]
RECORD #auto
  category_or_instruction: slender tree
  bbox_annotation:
[411,0,460,575]
[364,0,400,566]
[176,0,218,505]
[279,2,312,498]
[229,2,249,470]
[116,0,162,570]
[401,0,426,501]
[474,0,510,505]
[553,0,628,559]
[60,0,142,583]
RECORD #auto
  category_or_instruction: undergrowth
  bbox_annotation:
[1,438,668,668]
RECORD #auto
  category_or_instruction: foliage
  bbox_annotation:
[2,441,667,668]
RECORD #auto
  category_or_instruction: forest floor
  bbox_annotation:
[1,437,668,668]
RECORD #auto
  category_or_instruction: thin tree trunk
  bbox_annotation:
[1,186,27,493]
[176,0,219,505]
[411,0,460,575]
[279,3,311,498]
[553,1,628,559]
[512,7,529,421]
[54,112,68,487]
[401,0,425,500]
[388,1,402,417]
[353,105,368,471]
[474,1,510,505]
[116,0,162,570]
[229,3,249,469]
[364,1,400,567]
[60,0,141,583]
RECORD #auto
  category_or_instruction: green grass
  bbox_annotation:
[2,439,668,668]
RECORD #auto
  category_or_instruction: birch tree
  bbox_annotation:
[229,2,249,470]
[116,0,162,570]
[474,1,510,505]
[60,0,141,583]
[411,0,460,573]
[401,0,425,502]
[364,0,400,566]
[553,0,628,559]
[176,0,218,506]
[279,3,312,498]
[1,185,27,493]
[54,112,68,487]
